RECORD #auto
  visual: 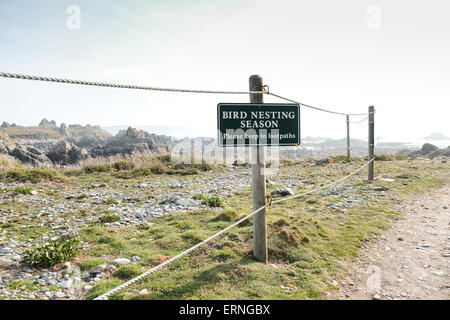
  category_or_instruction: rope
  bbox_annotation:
[268,92,374,116]
[94,157,375,300]
[1,72,373,116]
[0,72,263,95]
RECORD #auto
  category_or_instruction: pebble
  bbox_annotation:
[139,289,149,295]
[111,258,131,266]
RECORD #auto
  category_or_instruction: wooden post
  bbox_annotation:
[249,75,267,263]
[368,106,375,181]
[346,115,350,160]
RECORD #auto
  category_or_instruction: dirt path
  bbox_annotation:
[328,182,450,300]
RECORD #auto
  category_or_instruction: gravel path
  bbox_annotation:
[328,182,450,300]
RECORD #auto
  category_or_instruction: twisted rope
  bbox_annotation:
[0,72,263,95]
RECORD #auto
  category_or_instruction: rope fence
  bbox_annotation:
[0,72,375,117]
[0,70,377,299]
[95,157,375,300]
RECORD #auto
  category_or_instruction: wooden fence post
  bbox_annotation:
[368,106,375,180]
[346,115,350,160]
[249,75,267,263]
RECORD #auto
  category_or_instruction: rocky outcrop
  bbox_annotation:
[46,141,89,165]
[91,127,170,158]
[408,143,450,159]
[0,129,51,165]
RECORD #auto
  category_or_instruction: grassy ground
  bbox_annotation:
[66,159,448,300]
[1,155,448,299]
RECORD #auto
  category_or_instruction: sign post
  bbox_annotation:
[368,106,375,181]
[249,75,267,263]
[217,75,300,263]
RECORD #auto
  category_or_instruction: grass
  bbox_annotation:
[98,213,121,223]
[1,157,447,300]
[3,167,60,183]
[14,186,33,195]
[73,159,448,300]
[78,258,105,271]
[113,265,143,280]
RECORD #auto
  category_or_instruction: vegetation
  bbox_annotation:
[22,239,80,268]
[2,167,59,183]
[203,196,223,208]
[113,265,143,280]
[98,213,121,223]
[14,186,33,195]
[105,198,118,205]
[1,156,447,300]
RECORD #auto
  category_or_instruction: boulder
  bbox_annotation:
[0,129,51,166]
[46,140,88,165]
[418,143,439,155]
[111,258,131,266]
[271,188,294,197]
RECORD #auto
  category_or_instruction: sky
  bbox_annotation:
[0,0,449,142]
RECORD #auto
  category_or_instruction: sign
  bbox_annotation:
[217,103,300,147]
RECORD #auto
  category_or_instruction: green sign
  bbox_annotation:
[217,103,300,147]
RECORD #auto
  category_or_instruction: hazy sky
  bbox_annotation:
[0,0,449,141]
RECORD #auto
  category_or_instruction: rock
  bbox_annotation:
[373,294,381,300]
[46,141,88,165]
[51,291,66,299]
[0,258,17,269]
[60,230,79,241]
[63,262,71,269]
[30,190,38,195]
[111,258,131,266]
[419,143,439,155]
[0,129,51,165]
[106,265,117,273]
[89,264,107,274]
[169,183,183,189]
[57,279,73,289]
[270,188,294,197]
[139,289,149,295]
[131,256,141,262]
[83,285,93,291]
[175,198,197,207]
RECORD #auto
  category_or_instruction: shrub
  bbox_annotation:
[131,167,151,177]
[105,198,118,205]
[204,196,223,208]
[22,239,80,268]
[6,167,58,183]
[14,186,33,195]
[157,154,173,165]
[149,162,166,174]
[113,265,142,280]
[193,194,206,201]
[77,193,88,199]
[214,209,237,222]
[98,213,120,223]
[83,163,110,173]
[113,160,135,171]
